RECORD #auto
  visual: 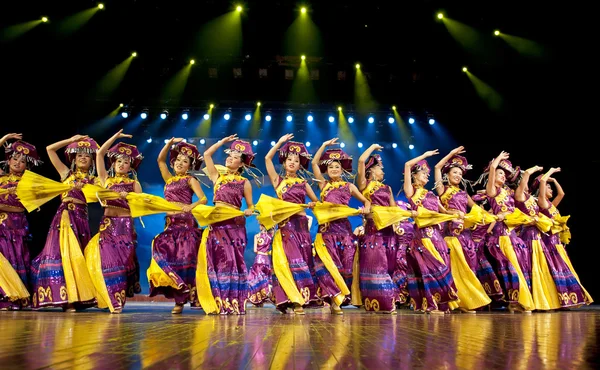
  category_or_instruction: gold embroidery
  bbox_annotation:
[411,187,428,207]
[0,213,7,225]
[493,280,502,293]
[99,218,111,231]
[37,286,52,303]
[483,283,492,294]
[215,173,245,193]
[59,286,67,300]
[276,176,305,199]
[569,292,578,304]
[362,180,387,202]
[440,185,461,210]
[320,181,349,200]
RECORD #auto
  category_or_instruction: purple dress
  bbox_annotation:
[390,201,413,305]
[30,171,97,309]
[519,197,588,307]
[359,180,399,313]
[0,173,31,310]
[247,231,273,305]
[440,185,502,300]
[406,187,458,312]
[313,181,357,306]
[271,176,321,311]
[94,176,141,311]
[205,173,249,314]
[485,186,528,305]
[148,175,203,307]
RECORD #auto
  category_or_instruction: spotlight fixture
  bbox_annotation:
[265,112,272,122]
[140,109,148,119]
[160,110,168,120]
[181,110,189,120]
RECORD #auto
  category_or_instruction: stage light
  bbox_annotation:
[209,103,214,108]
[305,141,311,147]
[181,111,189,120]
[368,116,374,124]
[408,117,415,124]
[355,63,360,69]
[257,101,261,107]
[199,139,206,145]
[494,30,500,36]
[337,106,342,111]
[462,66,468,72]
[224,113,231,121]
[392,143,398,148]
[119,103,124,107]
[98,3,104,10]
[388,117,395,124]
[437,13,444,19]
[392,105,397,110]
[203,113,210,120]
[340,142,346,148]
[265,113,272,122]
[131,52,137,57]
[190,59,195,65]
[41,17,48,22]
[146,138,152,143]
[286,114,293,122]
[140,111,148,119]
[328,116,335,123]
[245,113,252,121]
[409,144,415,150]
[160,110,168,120]
[301,7,307,14]
[252,140,258,146]
[429,118,435,125]
[358,142,363,148]
[301,55,306,61]
[307,114,314,122]
[236,5,242,12]
[270,141,276,146]
[121,111,129,118]
[348,117,354,124]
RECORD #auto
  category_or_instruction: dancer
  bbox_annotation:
[434,146,492,312]
[482,151,534,312]
[199,134,254,315]
[247,224,274,306]
[85,129,143,314]
[403,150,459,314]
[391,200,414,307]
[148,138,207,314]
[0,134,41,310]
[30,135,99,311]
[266,134,319,314]
[311,138,370,314]
[356,144,400,313]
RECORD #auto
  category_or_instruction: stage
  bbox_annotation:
[1,303,598,369]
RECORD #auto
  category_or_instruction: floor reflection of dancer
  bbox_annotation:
[30,135,99,312]
[85,129,143,314]
[0,134,41,310]
[311,138,370,314]
[266,134,320,314]
[148,138,207,314]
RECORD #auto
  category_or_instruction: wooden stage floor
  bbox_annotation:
[1,303,598,369]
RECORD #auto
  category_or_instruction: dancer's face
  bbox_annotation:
[226,152,243,171]
[173,154,191,175]
[285,154,300,173]
[413,170,429,186]
[115,157,132,174]
[327,161,342,179]
[369,165,384,181]
[545,183,553,198]
[448,167,463,186]
[9,154,26,174]
[75,153,92,171]
[494,168,506,185]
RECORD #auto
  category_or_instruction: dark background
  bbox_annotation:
[1,0,596,298]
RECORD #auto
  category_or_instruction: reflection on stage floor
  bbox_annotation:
[1,303,599,369]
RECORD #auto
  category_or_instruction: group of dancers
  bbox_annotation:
[0,130,592,315]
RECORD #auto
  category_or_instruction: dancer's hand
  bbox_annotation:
[423,149,440,157]
[181,204,192,213]
[1,133,22,143]
[221,134,238,143]
[69,134,89,143]
[278,133,294,144]
[450,146,466,155]
[323,138,339,146]
[307,202,316,209]
[244,208,254,216]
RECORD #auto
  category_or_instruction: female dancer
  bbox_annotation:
[0,135,41,310]
[403,150,459,314]
[391,200,414,307]
[247,224,274,306]
[356,144,400,313]
[148,138,207,314]
[482,151,534,312]
[30,135,99,311]
[266,134,319,314]
[85,129,143,314]
[527,167,590,307]
[200,134,254,315]
[434,147,493,311]
[311,138,370,314]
